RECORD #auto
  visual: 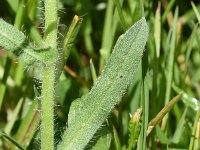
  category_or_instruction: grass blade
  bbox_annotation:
[0,57,12,111]
[171,108,187,144]
[163,7,179,129]
[90,59,97,83]
[6,0,19,12]
[189,100,200,150]
[191,1,200,23]
[0,131,25,150]
[154,2,161,58]
[99,0,121,71]
[113,0,127,30]
[13,99,39,148]
[4,98,23,134]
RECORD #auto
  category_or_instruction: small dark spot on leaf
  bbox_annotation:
[120,75,123,78]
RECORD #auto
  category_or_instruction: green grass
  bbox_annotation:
[0,0,200,150]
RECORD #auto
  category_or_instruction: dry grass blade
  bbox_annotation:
[147,93,183,136]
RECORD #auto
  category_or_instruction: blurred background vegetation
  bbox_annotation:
[0,0,200,149]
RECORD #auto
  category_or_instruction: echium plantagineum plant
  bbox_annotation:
[0,0,148,149]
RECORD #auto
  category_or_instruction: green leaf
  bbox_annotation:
[154,2,161,58]
[13,99,40,148]
[90,59,97,83]
[85,124,112,150]
[18,47,58,65]
[0,19,27,51]
[191,1,200,23]
[0,131,25,150]
[6,0,19,12]
[155,126,170,144]
[171,108,187,144]
[4,98,24,134]
[58,17,148,150]
[0,19,58,67]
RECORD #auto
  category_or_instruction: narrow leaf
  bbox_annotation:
[191,1,200,23]
[58,17,148,150]
[13,99,40,148]
[113,0,128,30]
[6,0,19,12]
[90,59,97,83]
[0,131,25,150]
[4,98,24,134]
[193,120,200,150]
[154,2,161,58]
[171,108,187,144]
[155,126,170,144]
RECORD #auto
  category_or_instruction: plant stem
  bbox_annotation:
[41,66,55,150]
[41,0,58,150]
[44,0,58,47]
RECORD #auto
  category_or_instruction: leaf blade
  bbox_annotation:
[58,17,149,150]
[0,19,27,51]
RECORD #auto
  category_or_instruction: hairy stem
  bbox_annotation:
[41,66,55,150]
[41,0,58,150]
[44,0,58,47]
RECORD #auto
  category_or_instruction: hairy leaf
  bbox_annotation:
[0,19,57,66]
[58,17,148,150]
[0,19,27,51]
[85,124,112,150]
